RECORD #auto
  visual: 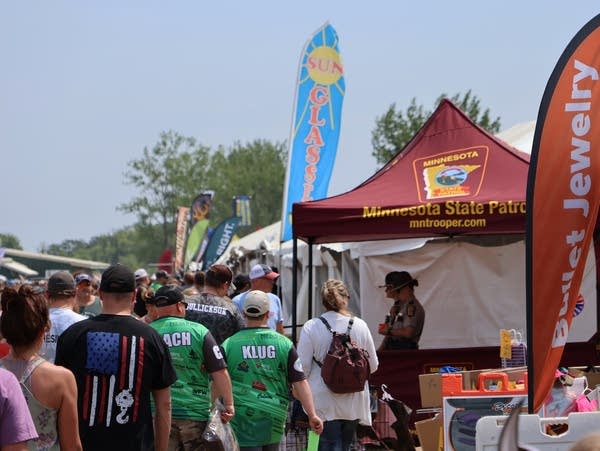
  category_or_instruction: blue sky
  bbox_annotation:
[1,2,599,251]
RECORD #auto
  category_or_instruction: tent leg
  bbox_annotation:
[292,238,298,344]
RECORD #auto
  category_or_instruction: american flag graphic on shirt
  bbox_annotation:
[82,332,145,427]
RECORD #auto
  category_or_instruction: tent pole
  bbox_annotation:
[292,237,298,344]
[308,239,314,319]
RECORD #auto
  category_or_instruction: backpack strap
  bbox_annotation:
[319,315,354,334]
[346,317,354,335]
[318,316,333,333]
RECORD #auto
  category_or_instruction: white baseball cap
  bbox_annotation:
[243,290,270,317]
[134,268,149,280]
[249,264,279,281]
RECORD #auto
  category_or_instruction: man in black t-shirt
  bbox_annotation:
[56,264,177,451]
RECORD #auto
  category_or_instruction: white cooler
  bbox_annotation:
[476,411,600,450]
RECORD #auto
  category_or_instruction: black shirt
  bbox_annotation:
[56,314,177,451]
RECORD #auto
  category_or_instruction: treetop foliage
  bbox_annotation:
[371,90,501,165]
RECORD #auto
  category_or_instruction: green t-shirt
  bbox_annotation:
[151,316,224,421]
[222,327,303,447]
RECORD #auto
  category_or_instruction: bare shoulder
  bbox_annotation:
[37,361,76,388]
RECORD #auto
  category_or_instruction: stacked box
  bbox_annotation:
[442,372,528,451]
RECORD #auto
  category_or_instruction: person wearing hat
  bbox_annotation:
[55,264,177,451]
[222,290,323,449]
[232,264,284,334]
[230,273,251,298]
[378,271,425,350]
[151,270,169,292]
[75,273,102,318]
[149,285,235,450]
[185,264,245,345]
[133,268,152,318]
[40,271,86,363]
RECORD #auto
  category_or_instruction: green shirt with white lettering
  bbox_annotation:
[151,316,226,421]
[222,327,305,447]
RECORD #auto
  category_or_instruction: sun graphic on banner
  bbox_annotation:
[293,25,345,138]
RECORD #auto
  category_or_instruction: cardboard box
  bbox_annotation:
[419,373,443,408]
[415,413,442,451]
[419,367,527,408]
[569,366,600,388]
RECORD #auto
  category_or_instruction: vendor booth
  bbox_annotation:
[291,100,598,414]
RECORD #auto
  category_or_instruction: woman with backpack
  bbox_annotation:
[297,279,379,451]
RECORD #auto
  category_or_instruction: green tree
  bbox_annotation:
[46,239,87,256]
[371,90,501,165]
[118,130,212,250]
[0,233,22,249]
[206,139,287,233]
[45,224,165,270]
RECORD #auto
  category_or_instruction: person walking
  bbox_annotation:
[75,273,102,318]
[297,279,379,451]
[0,367,38,451]
[149,285,235,450]
[232,264,284,334]
[0,285,82,451]
[185,264,245,345]
[222,290,322,450]
[55,264,177,451]
[41,271,86,363]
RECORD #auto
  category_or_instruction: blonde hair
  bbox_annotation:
[321,279,350,313]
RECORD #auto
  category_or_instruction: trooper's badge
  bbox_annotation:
[407,303,416,317]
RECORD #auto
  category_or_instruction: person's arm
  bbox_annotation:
[151,387,172,451]
[291,380,323,434]
[57,369,83,451]
[388,324,415,339]
[2,443,29,451]
[210,368,235,422]
[276,321,285,335]
[296,330,314,378]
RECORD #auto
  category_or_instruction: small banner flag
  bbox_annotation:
[202,216,242,269]
[184,191,214,267]
[526,14,600,412]
[281,22,345,242]
[233,195,252,227]
[174,207,189,273]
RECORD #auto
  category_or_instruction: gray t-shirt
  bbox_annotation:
[184,293,245,344]
[41,307,86,363]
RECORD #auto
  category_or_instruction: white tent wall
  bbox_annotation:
[279,245,359,333]
[355,238,597,350]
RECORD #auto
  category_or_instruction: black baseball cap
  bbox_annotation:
[47,271,76,295]
[100,264,136,293]
[152,285,184,307]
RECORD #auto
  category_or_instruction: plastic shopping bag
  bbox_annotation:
[202,400,239,451]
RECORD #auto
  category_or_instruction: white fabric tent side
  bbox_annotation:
[354,238,596,350]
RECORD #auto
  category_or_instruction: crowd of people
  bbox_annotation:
[0,263,382,451]
[2,264,600,450]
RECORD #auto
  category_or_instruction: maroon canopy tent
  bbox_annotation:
[292,99,530,245]
[288,100,531,341]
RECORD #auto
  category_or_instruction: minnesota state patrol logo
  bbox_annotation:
[413,146,488,201]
